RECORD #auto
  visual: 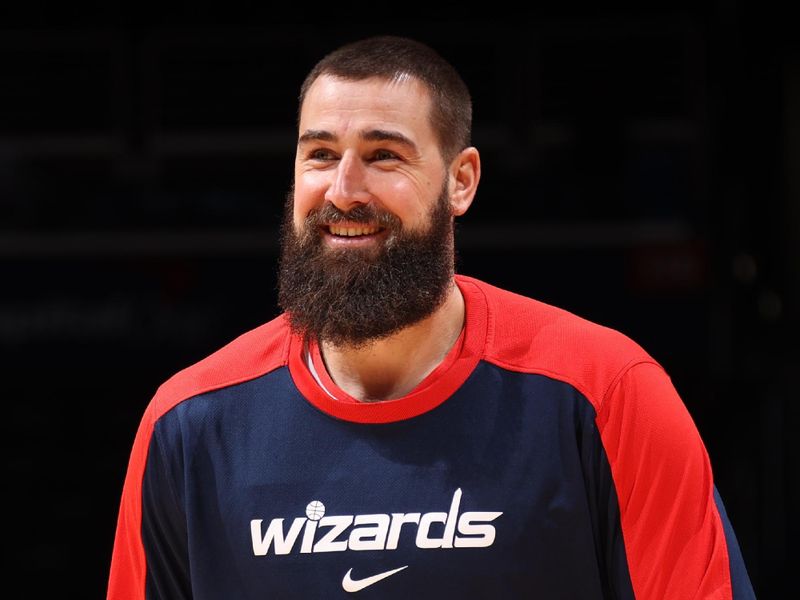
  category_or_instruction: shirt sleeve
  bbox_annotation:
[107,404,191,600]
[597,361,756,599]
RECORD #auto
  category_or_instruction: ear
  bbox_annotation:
[447,146,481,216]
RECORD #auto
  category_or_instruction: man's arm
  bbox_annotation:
[598,362,756,599]
[108,404,191,600]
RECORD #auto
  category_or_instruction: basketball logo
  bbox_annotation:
[306,500,326,521]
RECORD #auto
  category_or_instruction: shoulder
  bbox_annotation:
[460,276,658,410]
[149,313,292,421]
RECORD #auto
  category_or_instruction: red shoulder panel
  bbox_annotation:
[107,315,291,599]
[150,314,292,419]
[598,362,733,598]
[465,276,733,599]
[469,276,653,408]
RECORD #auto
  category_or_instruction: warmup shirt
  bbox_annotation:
[108,275,755,599]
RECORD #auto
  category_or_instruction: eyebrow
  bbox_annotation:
[297,129,419,154]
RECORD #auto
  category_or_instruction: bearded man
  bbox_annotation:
[108,35,755,600]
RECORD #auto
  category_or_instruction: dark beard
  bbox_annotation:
[277,186,455,348]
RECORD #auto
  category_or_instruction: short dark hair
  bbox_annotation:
[298,35,472,164]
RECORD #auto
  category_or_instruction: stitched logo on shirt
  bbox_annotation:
[250,488,502,556]
[341,565,408,592]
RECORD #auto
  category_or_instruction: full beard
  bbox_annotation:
[277,185,455,348]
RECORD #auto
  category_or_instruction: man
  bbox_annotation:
[108,35,755,599]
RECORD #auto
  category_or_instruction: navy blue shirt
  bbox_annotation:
[109,276,755,599]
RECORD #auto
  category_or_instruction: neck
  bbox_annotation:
[319,281,465,402]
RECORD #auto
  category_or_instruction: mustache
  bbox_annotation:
[306,202,402,229]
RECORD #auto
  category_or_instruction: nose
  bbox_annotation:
[324,152,372,211]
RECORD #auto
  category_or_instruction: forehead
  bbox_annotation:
[299,75,437,145]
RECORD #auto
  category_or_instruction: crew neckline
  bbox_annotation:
[287,275,488,423]
[305,322,466,404]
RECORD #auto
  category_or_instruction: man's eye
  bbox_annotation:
[309,149,335,160]
[372,149,398,161]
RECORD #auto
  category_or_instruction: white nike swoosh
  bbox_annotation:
[341,565,408,592]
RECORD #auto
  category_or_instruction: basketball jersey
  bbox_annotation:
[108,275,755,599]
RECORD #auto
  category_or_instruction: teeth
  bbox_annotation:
[329,225,379,237]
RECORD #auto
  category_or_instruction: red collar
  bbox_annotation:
[287,276,488,423]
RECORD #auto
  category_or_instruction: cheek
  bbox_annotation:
[381,178,421,210]
[291,209,305,232]
[290,195,317,234]
[382,179,437,226]
[292,174,326,224]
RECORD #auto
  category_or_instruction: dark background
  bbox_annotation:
[1,2,796,597]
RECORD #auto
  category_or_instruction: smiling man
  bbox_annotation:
[279,71,477,399]
[108,36,755,599]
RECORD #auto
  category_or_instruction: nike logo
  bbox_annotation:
[341,565,408,592]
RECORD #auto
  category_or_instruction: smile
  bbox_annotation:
[326,224,383,237]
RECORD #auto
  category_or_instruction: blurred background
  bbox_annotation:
[1,1,796,597]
